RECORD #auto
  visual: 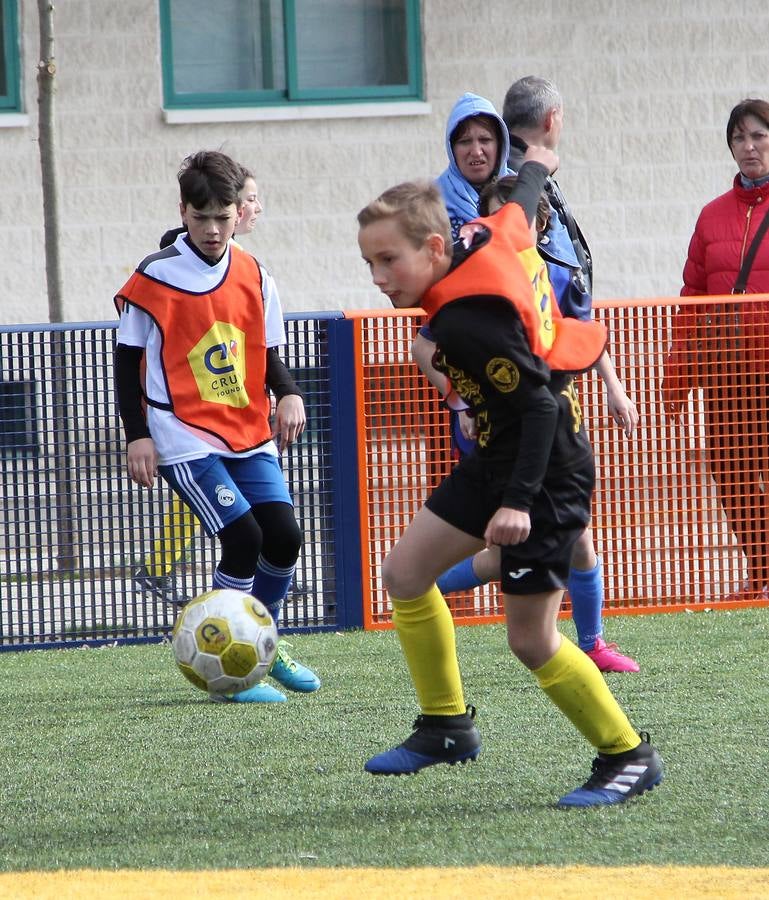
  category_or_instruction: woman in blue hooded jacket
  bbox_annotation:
[435,92,511,241]
[426,93,514,457]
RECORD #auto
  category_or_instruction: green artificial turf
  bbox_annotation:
[0,608,767,871]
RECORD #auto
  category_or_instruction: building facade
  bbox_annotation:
[1,0,767,324]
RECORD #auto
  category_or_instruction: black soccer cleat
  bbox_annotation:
[365,705,481,775]
[557,732,664,808]
[132,565,188,607]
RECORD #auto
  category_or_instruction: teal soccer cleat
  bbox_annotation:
[557,733,663,808]
[269,640,321,693]
[365,706,481,775]
[210,682,287,703]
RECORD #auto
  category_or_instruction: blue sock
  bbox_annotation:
[436,556,483,594]
[568,559,604,651]
[251,556,294,629]
[212,568,254,594]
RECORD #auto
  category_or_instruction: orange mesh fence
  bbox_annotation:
[348,310,500,628]
[350,296,769,629]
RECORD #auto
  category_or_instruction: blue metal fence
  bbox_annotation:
[0,315,361,649]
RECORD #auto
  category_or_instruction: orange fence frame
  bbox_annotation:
[347,297,769,630]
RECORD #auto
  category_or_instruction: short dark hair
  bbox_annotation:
[238,163,255,184]
[479,174,550,234]
[726,98,769,147]
[502,75,562,132]
[177,150,244,210]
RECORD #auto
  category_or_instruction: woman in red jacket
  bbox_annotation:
[663,98,769,599]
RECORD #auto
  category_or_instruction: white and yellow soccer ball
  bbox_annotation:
[172,589,278,696]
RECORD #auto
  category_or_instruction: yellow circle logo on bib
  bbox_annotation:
[189,322,249,408]
[486,357,520,393]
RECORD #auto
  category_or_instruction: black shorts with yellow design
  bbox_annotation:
[425,451,595,595]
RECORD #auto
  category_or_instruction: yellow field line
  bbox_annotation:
[0,866,767,899]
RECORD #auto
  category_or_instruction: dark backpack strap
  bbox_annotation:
[733,207,769,294]
[546,178,593,292]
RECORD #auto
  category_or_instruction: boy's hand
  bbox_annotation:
[274,394,306,451]
[606,386,639,437]
[458,221,487,248]
[484,506,531,547]
[127,437,158,488]
[457,409,477,442]
[523,144,559,175]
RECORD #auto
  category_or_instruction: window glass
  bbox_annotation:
[0,4,7,98]
[169,0,285,94]
[0,0,21,111]
[161,0,420,108]
[294,0,407,90]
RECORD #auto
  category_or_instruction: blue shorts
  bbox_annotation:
[159,453,292,537]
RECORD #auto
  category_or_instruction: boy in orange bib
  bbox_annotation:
[114,150,319,703]
[356,146,663,807]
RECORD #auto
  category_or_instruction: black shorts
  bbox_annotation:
[425,452,595,595]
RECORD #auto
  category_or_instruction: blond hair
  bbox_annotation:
[357,180,452,252]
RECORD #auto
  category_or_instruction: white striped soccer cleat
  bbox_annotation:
[557,733,663,808]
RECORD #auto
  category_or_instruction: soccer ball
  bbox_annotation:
[171,589,278,696]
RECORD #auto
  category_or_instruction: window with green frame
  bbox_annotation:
[159,0,422,108]
[0,0,21,112]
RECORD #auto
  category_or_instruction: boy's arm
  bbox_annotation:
[460,152,554,247]
[438,302,558,507]
[411,331,449,396]
[594,350,638,437]
[486,379,559,549]
[412,329,475,440]
[507,159,551,227]
[114,344,149,442]
[266,348,306,450]
[114,343,157,487]
[265,347,304,402]
[500,381,559,507]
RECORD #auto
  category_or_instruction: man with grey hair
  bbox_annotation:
[502,75,592,289]
[498,74,641,673]
[437,77,641,675]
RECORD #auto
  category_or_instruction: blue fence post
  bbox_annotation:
[327,318,364,629]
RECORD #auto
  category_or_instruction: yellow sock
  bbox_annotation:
[533,636,640,755]
[391,585,465,716]
[145,497,197,577]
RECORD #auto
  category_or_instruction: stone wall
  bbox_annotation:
[1,0,767,324]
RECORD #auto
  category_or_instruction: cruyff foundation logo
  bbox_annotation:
[188,323,249,408]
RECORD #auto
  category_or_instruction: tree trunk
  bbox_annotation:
[37,0,77,573]
[37,0,63,324]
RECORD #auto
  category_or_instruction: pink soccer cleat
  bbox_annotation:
[585,637,640,673]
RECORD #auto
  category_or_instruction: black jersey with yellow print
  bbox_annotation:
[429,296,593,513]
[424,161,600,514]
